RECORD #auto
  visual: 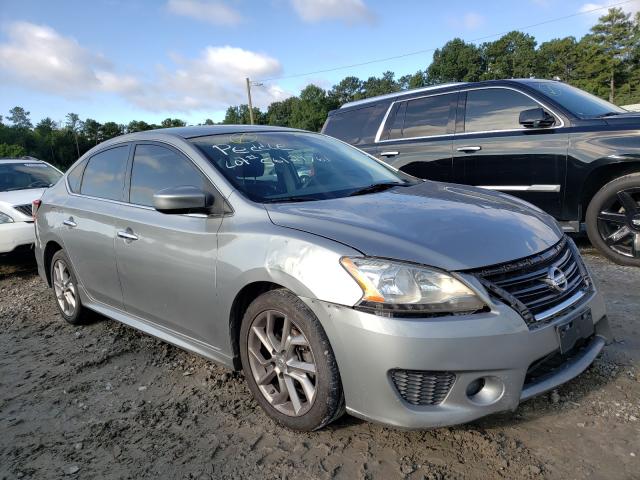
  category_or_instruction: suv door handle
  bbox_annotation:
[63,218,77,228]
[117,230,139,241]
[457,146,482,153]
[380,151,399,157]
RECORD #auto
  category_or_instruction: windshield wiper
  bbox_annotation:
[262,196,318,203]
[348,182,406,197]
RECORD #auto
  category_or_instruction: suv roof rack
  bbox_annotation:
[339,82,468,110]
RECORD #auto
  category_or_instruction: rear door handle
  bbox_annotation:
[63,218,77,228]
[117,230,139,241]
[380,151,399,157]
[456,146,482,153]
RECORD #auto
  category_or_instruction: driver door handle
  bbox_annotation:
[117,230,139,241]
[63,218,77,228]
[457,146,482,153]
[380,151,399,157]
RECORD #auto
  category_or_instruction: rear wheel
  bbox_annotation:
[239,289,344,431]
[586,173,640,267]
[50,250,88,324]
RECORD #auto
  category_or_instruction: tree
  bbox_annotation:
[35,117,58,163]
[328,76,364,105]
[101,122,124,140]
[7,107,32,129]
[160,118,187,128]
[0,143,26,157]
[65,113,83,157]
[203,118,215,125]
[536,37,579,81]
[398,70,428,90]
[290,85,332,131]
[83,119,102,145]
[482,31,537,79]
[266,97,299,126]
[361,71,399,98]
[428,38,484,83]
[590,8,634,102]
[127,120,153,133]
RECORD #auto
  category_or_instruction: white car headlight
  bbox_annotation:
[340,257,485,315]
[0,212,14,224]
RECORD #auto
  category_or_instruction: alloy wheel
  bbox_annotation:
[247,309,317,416]
[53,259,77,317]
[596,187,640,259]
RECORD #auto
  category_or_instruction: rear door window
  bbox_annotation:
[402,94,455,139]
[80,146,129,201]
[464,88,540,133]
[129,144,208,207]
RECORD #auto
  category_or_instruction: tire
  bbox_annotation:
[586,172,640,267]
[239,289,344,431]
[50,250,88,324]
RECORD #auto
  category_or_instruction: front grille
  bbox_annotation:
[390,369,455,406]
[469,237,591,327]
[12,204,32,217]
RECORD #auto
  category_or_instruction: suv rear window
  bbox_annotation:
[80,146,129,201]
[402,94,454,138]
[464,88,539,133]
[323,104,386,144]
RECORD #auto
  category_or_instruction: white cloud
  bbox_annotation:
[579,0,640,16]
[166,0,243,25]
[0,21,289,114]
[462,12,485,29]
[290,0,375,24]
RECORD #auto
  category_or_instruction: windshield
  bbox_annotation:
[0,162,62,192]
[190,132,417,203]
[526,81,626,118]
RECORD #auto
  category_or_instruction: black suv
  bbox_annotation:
[322,79,640,266]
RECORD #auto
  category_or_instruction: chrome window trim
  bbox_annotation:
[477,184,561,193]
[64,140,233,218]
[340,82,466,109]
[374,86,566,144]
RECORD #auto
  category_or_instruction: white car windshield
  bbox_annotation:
[191,131,419,203]
[0,162,62,192]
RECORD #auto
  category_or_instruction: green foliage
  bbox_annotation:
[3,7,637,171]
[0,143,26,158]
[428,38,484,82]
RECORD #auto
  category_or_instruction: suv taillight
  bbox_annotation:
[32,199,41,220]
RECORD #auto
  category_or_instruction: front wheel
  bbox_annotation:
[239,289,344,431]
[586,173,640,267]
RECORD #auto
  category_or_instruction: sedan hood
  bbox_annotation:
[0,188,47,206]
[266,182,563,271]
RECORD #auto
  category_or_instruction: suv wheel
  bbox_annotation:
[239,289,344,431]
[586,173,640,267]
[50,250,88,324]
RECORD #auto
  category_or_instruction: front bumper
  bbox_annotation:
[0,221,35,253]
[302,288,608,429]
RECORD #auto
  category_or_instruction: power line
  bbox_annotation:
[257,0,637,82]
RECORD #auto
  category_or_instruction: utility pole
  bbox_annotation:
[245,78,264,125]
[245,77,255,125]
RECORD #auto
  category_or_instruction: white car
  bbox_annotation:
[0,158,62,254]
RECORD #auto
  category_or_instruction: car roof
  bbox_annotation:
[0,157,47,164]
[120,124,305,141]
[337,79,559,111]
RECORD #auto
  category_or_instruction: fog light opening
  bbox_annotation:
[465,376,504,405]
[466,377,485,397]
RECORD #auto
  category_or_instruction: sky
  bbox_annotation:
[0,0,639,126]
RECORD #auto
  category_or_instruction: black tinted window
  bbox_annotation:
[464,88,539,132]
[387,102,406,140]
[66,160,86,193]
[323,105,384,144]
[80,146,128,200]
[402,94,453,138]
[130,144,207,206]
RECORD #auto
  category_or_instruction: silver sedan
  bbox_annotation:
[34,126,610,430]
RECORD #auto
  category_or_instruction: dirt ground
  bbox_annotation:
[1,241,639,480]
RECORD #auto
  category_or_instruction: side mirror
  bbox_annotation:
[519,107,556,129]
[153,185,213,214]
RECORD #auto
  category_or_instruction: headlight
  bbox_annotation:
[0,212,14,224]
[340,257,485,315]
